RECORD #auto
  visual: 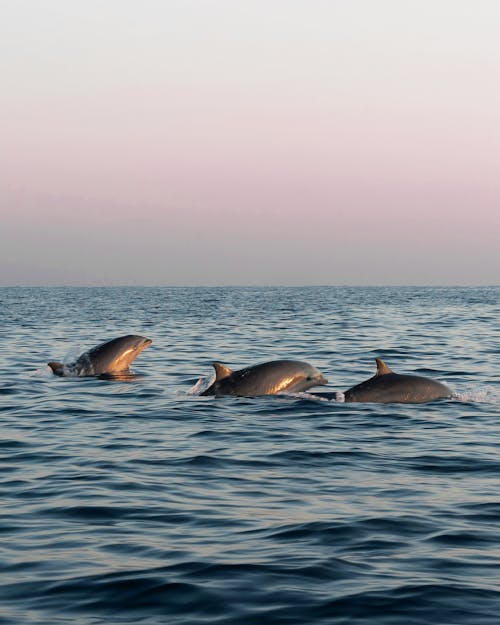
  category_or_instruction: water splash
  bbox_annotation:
[30,365,54,377]
[453,387,500,404]
[286,391,345,402]
[187,375,215,395]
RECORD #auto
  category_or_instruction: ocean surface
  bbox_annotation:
[1,286,499,625]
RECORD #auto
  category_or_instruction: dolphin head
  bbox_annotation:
[282,362,328,393]
[91,335,152,373]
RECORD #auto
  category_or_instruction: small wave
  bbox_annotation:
[269,449,376,467]
[317,583,500,624]
[408,454,500,474]
[426,529,498,547]
[42,504,136,524]
[268,520,357,544]
[460,502,500,522]
[0,384,18,395]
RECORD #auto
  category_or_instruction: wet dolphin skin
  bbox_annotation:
[343,358,452,403]
[201,359,328,396]
[48,335,152,377]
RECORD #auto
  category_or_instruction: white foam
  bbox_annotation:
[187,374,215,396]
[284,391,345,402]
[452,387,500,404]
[30,365,54,378]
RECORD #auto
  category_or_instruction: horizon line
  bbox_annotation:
[1,284,499,289]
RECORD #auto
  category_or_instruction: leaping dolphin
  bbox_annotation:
[48,335,152,377]
[315,358,452,403]
[200,359,328,396]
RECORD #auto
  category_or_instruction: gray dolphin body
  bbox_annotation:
[48,335,152,377]
[200,359,328,396]
[319,358,451,403]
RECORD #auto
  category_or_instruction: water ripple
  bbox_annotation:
[0,286,499,625]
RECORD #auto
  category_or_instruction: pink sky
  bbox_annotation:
[1,1,499,285]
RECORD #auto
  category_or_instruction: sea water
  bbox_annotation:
[0,286,499,624]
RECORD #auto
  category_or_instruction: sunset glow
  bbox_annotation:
[2,1,499,285]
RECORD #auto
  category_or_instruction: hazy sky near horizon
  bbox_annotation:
[1,1,499,286]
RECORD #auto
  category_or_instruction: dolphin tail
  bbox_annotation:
[48,361,65,376]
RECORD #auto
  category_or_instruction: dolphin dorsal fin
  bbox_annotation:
[212,362,232,381]
[375,358,393,376]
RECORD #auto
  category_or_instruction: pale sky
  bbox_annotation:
[1,1,499,286]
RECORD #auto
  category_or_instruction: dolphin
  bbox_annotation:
[200,359,328,396]
[314,358,452,403]
[48,335,152,377]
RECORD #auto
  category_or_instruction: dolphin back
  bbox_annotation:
[344,359,452,403]
[345,373,451,403]
[202,359,327,396]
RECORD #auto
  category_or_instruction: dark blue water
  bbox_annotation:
[1,286,499,625]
